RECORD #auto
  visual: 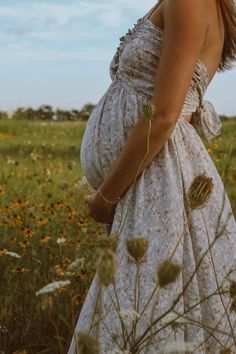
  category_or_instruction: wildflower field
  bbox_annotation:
[0,117,235,353]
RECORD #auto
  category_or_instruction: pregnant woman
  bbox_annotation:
[68,0,236,353]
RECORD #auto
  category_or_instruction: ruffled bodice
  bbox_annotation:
[109,16,222,142]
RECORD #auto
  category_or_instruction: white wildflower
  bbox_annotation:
[158,341,196,353]
[115,309,140,327]
[36,280,71,296]
[74,176,89,189]
[119,309,140,321]
[5,252,21,258]
[6,157,16,165]
[67,258,85,271]
[56,237,66,245]
[46,168,51,176]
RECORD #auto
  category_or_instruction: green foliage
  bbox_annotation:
[0,111,8,120]
[0,118,235,353]
[11,103,96,122]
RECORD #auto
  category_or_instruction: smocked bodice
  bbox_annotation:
[109,16,222,142]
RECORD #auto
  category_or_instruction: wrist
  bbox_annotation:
[97,186,121,206]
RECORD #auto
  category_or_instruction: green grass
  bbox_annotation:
[0,118,235,353]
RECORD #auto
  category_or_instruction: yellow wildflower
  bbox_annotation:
[19,240,30,249]
[0,185,5,196]
[13,214,22,225]
[0,247,8,255]
[11,267,29,273]
[37,217,48,225]
[40,235,51,243]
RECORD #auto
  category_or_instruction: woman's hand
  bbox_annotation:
[85,188,117,225]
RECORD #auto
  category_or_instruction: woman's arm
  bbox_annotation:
[95,0,208,203]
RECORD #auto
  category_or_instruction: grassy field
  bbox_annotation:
[0,117,235,353]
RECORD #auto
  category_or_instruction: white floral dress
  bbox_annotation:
[67,7,236,354]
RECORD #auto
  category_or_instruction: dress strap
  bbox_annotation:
[144,1,162,21]
[191,84,222,142]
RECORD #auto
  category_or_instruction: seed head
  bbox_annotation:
[75,331,99,354]
[187,174,214,210]
[97,248,117,287]
[58,180,69,190]
[126,237,149,263]
[141,101,156,121]
[220,348,232,354]
[230,298,236,313]
[157,259,182,287]
[229,281,236,299]
[40,295,53,311]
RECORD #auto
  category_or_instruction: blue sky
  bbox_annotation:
[0,0,235,115]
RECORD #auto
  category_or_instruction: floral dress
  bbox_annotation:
[67,6,236,354]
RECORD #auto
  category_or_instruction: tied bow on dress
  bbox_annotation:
[191,100,222,142]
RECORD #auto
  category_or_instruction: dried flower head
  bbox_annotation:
[67,160,76,169]
[229,281,236,299]
[99,233,119,252]
[141,101,156,121]
[40,295,53,311]
[187,174,214,210]
[220,348,232,354]
[97,248,117,287]
[157,259,182,287]
[126,237,149,263]
[230,298,236,313]
[75,331,99,354]
[58,180,69,190]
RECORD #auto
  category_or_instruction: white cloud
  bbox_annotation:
[0,46,113,62]
[0,0,155,33]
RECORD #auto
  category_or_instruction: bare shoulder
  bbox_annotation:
[162,0,208,34]
[160,0,208,66]
[150,0,210,123]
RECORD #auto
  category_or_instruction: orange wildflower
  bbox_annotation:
[11,267,29,273]
[77,219,87,228]
[13,214,22,225]
[0,247,8,255]
[19,240,30,249]
[0,185,4,196]
[12,199,24,208]
[21,227,34,238]
[4,205,12,212]
[37,217,48,225]
[40,235,51,243]
[67,209,76,219]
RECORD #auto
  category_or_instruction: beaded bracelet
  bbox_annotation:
[97,188,121,205]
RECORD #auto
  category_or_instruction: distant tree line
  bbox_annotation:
[0,105,235,122]
[0,103,95,121]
